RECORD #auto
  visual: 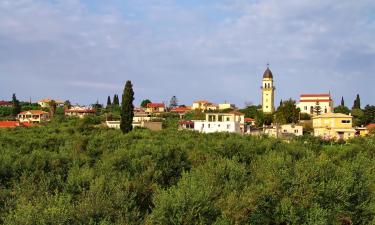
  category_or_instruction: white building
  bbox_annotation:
[297,93,334,115]
[18,110,50,123]
[193,111,245,134]
[65,106,96,118]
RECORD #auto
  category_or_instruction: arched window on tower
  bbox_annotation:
[264,83,267,88]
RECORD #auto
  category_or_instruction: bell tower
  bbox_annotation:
[261,64,275,113]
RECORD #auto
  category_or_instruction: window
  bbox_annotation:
[208,124,211,128]
[227,124,231,129]
[226,117,230,121]
[304,106,307,110]
[218,115,223,122]
[341,120,350,124]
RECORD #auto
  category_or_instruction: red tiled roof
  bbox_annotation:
[366,124,375,130]
[19,110,49,115]
[245,118,255,122]
[171,107,191,113]
[0,121,20,127]
[299,99,332,103]
[300,94,331,97]
[147,103,165,108]
[0,121,33,128]
[0,101,12,106]
[179,120,194,125]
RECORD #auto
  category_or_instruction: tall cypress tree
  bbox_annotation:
[107,96,112,108]
[113,94,119,106]
[314,101,322,115]
[341,97,345,106]
[120,81,134,133]
[12,93,21,117]
[352,94,361,109]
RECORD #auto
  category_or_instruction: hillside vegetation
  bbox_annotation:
[0,117,375,225]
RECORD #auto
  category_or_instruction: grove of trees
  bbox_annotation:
[0,116,375,224]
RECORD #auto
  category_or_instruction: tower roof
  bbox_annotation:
[263,66,273,79]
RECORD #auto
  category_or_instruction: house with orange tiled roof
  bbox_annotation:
[17,110,50,123]
[38,98,64,108]
[192,100,218,111]
[145,103,165,114]
[0,101,12,107]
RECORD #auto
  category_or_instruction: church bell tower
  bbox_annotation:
[261,64,275,113]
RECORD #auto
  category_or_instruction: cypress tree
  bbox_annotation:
[12,93,21,117]
[353,94,361,109]
[120,81,134,133]
[113,94,119,106]
[107,96,112,108]
[341,97,345,106]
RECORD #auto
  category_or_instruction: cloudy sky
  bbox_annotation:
[0,0,374,107]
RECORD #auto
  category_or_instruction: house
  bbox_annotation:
[218,103,236,110]
[356,124,375,136]
[145,103,165,114]
[312,113,356,140]
[65,106,96,118]
[264,124,304,138]
[0,101,12,107]
[170,106,191,115]
[297,93,334,115]
[193,111,245,134]
[192,100,218,111]
[106,120,162,131]
[17,110,50,123]
[38,98,65,108]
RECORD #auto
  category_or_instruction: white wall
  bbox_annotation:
[193,121,241,133]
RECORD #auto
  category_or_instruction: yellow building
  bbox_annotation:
[218,103,236,110]
[312,113,356,140]
[261,65,275,113]
[192,100,218,111]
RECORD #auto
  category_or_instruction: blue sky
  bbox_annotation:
[0,0,374,107]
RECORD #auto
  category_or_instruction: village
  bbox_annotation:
[0,65,374,141]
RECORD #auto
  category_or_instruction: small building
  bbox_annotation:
[38,98,64,108]
[312,113,356,140]
[106,120,162,131]
[171,106,191,115]
[0,101,12,107]
[17,110,50,123]
[145,103,165,114]
[356,124,375,136]
[297,93,334,115]
[192,100,218,111]
[264,124,304,137]
[193,111,245,134]
[218,103,236,110]
[65,106,96,118]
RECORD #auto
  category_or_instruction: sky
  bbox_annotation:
[0,0,374,107]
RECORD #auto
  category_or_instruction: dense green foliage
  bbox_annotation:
[274,99,300,124]
[1,117,375,224]
[120,81,135,133]
[140,99,151,108]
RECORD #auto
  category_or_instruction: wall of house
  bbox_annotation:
[193,121,241,133]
